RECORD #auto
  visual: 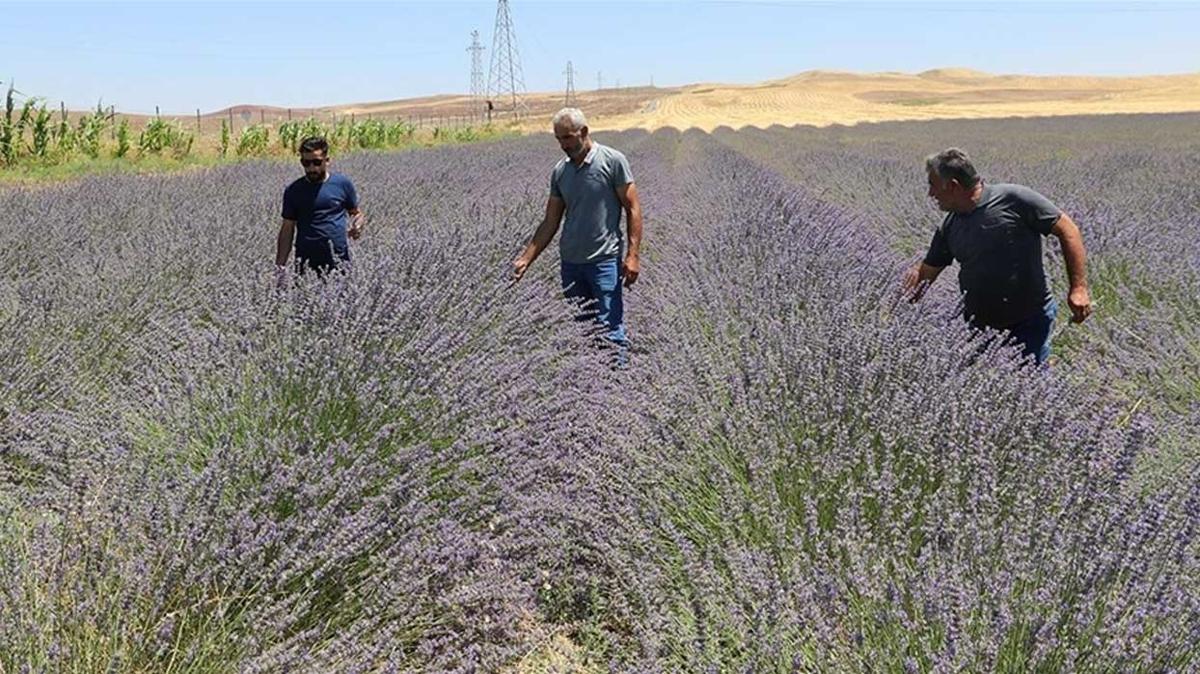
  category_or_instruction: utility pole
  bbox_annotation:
[467,30,486,122]
[486,0,528,118]
[563,60,576,106]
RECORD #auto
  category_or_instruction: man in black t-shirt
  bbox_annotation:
[275,136,365,278]
[903,148,1092,365]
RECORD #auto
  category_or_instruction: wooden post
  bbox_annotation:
[287,108,292,120]
[110,107,116,139]
[259,109,264,125]
[196,108,201,132]
[155,105,160,119]
[228,108,234,134]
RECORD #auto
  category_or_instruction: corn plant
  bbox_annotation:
[385,119,416,145]
[138,118,193,158]
[30,105,53,158]
[276,120,299,151]
[235,124,269,156]
[0,81,14,165]
[299,117,325,145]
[114,118,130,158]
[53,102,73,155]
[54,120,77,156]
[12,98,36,158]
[77,103,108,159]
[351,118,385,149]
[453,125,480,143]
[330,118,356,151]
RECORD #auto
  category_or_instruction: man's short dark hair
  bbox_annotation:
[299,136,329,155]
[926,148,980,188]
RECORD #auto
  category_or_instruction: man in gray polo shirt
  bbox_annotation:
[512,108,644,360]
[903,147,1092,365]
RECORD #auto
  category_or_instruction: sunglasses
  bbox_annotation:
[300,158,326,167]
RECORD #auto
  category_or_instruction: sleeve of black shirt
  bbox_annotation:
[922,219,953,268]
[1009,184,1062,236]
[281,184,297,220]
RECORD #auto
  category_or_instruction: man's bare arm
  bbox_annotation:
[616,182,643,287]
[512,197,566,282]
[1051,213,1092,323]
[276,218,297,267]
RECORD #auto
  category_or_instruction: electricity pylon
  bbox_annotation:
[486,0,528,118]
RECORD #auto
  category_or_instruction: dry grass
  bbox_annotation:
[503,633,603,674]
[594,68,1200,131]
[71,68,1200,142]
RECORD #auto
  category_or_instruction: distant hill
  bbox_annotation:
[116,68,1200,132]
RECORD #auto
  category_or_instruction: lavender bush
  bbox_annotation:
[0,116,1196,672]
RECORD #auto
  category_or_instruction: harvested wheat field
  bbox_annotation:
[589,68,1200,131]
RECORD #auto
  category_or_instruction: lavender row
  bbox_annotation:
[0,118,1196,672]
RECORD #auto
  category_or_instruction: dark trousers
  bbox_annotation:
[296,240,350,276]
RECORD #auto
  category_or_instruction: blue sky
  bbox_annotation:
[7,1,1200,114]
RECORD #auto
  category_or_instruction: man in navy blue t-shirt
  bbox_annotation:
[275,136,365,276]
[903,148,1092,365]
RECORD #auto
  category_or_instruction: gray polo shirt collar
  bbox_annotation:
[577,142,598,166]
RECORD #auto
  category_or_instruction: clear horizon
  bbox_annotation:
[8,0,1200,115]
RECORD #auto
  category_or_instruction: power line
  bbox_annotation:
[486,0,528,119]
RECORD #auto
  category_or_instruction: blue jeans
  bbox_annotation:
[1001,299,1057,365]
[560,257,629,348]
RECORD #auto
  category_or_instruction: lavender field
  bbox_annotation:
[1,114,1198,673]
